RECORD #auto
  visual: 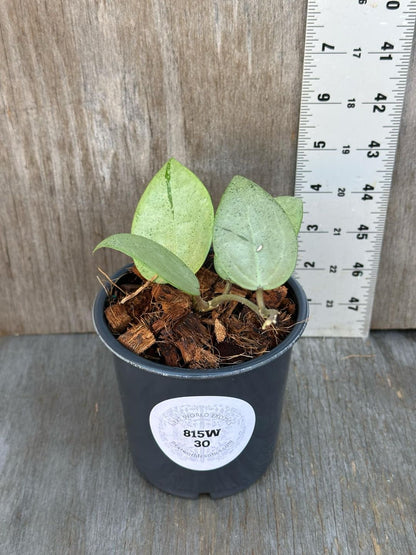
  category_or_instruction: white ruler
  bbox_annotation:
[294,0,415,337]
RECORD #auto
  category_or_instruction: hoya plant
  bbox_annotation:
[94,158,302,328]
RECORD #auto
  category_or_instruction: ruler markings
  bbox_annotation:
[294,0,415,337]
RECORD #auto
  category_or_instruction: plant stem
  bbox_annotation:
[192,295,210,312]
[256,288,268,317]
[223,280,232,295]
[209,294,262,316]
[193,287,280,329]
[193,293,262,317]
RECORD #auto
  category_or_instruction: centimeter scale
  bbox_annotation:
[294,0,415,337]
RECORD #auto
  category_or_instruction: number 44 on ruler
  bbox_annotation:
[294,0,415,337]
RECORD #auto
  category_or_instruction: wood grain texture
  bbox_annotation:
[1,332,415,553]
[0,0,414,334]
[372,45,416,329]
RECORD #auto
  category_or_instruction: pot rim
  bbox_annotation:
[92,264,309,380]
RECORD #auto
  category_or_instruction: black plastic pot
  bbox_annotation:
[92,265,308,498]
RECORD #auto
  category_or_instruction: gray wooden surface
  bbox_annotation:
[0,1,415,335]
[1,331,415,554]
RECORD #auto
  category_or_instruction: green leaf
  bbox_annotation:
[131,158,214,281]
[274,196,303,235]
[93,234,200,296]
[213,176,298,291]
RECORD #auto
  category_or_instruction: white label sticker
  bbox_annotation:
[149,396,256,471]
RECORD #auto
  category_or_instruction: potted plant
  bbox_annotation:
[92,158,308,498]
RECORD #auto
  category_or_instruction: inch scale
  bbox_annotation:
[294,0,415,337]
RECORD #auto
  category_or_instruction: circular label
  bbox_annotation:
[149,396,256,471]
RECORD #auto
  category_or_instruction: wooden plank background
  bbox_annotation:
[0,1,415,335]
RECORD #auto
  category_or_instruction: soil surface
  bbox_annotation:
[102,257,297,369]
